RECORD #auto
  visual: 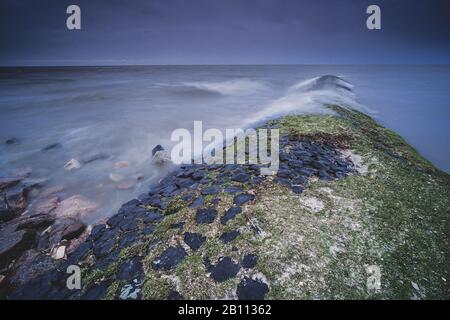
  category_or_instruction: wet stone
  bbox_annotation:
[143,225,155,236]
[119,232,139,249]
[93,238,116,258]
[231,172,250,183]
[152,246,187,270]
[291,185,303,194]
[183,232,206,251]
[117,257,143,281]
[208,257,240,283]
[196,208,217,224]
[119,219,139,232]
[167,290,184,300]
[224,186,243,194]
[236,277,269,300]
[143,211,164,224]
[94,250,119,271]
[219,230,240,243]
[241,254,258,269]
[189,196,204,209]
[220,206,241,225]
[201,186,221,195]
[233,193,255,206]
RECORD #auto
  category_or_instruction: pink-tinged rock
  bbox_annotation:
[109,173,124,182]
[33,195,59,215]
[113,161,129,169]
[117,182,135,190]
[51,245,66,260]
[5,186,27,212]
[0,177,22,190]
[51,195,97,220]
[66,227,91,255]
[39,186,64,198]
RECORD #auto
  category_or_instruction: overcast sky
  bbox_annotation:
[1,0,449,66]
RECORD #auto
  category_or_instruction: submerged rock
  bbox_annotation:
[64,159,81,171]
[51,195,97,220]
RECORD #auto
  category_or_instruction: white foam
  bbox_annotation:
[183,79,267,96]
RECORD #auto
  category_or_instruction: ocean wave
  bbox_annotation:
[244,75,365,127]
[181,79,268,96]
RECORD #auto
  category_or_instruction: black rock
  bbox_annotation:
[221,206,241,225]
[143,211,164,224]
[94,250,119,270]
[318,170,332,181]
[152,246,187,270]
[291,185,303,194]
[81,152,109,164]
[201,186,221,195]
[196,208,217,224]
[119,231,139,249]
[5,138,20,145]
[233,193,255,206]
[170,222,185,229]
[93,238,116,258]
[219,230,240,243]
[106,214,125,229]
[231,172,250,183]
[167,290,184,300]
[119,219,139,232]
[241,254,258,268]
[143,225,156,236]
[152,144,164,156]
[192,170,206,181]
[276,169,292,178]
[237,277,269,300]
[117,257,143,281]
[224,186,243,194]
[189,196,204,209]
[89,224,106,241]
[41,143,62,152]
[183,232,206,251]
[175,178,195,189]
[208,257,240,283]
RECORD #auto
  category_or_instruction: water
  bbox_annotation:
[1,65,449,223]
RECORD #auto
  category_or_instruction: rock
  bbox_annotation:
[117,257,143,281]
[208,257,240,283]
[113,161,129,169]
[80,152,109,164]
[41,143,62,152]
[219,230,240,243]
[51,245,66,260]
[93,238,116,258]
[33,195,59,215]
[5,138,20,145]
[196,208,217,224]
[142,225,155,235]
[0,226,35,269]
[221,206,241,225]
[82,281,110,300]
[5,185,28,213]
[143,211,164,224]
[183,232,206,251]
[236,276,269,300]
[51,195,97,220]
[167,290,184,300]
[39,186,64,198]
[17,213,54,230]
[152,150,171,166]
[291,185,303,194]
[64,159,81,171]
[61,220,86,240]
[201,186,220,195]
[233,193,255,206]
[231,172,250,183]
[241,254,258,268]
[0,178,21,192]
[119,280,142,300]
[109,173,124,182]
[151,145,165,156]
[224,186,243,194]
[189,196,204,209]
[0,196,16,222]
[8,250,56,287]
[152,246,187,270]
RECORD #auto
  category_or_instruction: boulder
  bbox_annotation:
[51,195,97,220]
[64,159,81,171]
[151,246,187,270]
[236,276,269,300]
[0,225,35,269]
[151,145,164,156]
[7,250,56,287]
[51,245,66,260]
[33,195,59,215]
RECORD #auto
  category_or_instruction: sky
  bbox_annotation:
[1,0,449,66]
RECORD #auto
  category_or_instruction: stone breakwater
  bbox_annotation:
[2,106,449,300]
[2,124,356,299]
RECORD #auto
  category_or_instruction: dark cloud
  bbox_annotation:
[0,0,449,65]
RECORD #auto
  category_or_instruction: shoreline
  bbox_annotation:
[1,105,449,299]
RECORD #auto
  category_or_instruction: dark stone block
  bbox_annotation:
[152,144,164,156]
[119,231,139,249]
[236,277,269,300]
[183,232,206,251]
[241,254,258,269]
[233,193,255,206]
[152,246,187,270]
[208,257,240,283]
[196,208,217,224]
[117,257,143,281]
[82,281,111,300]
[219,230,240,243]
[167,290,184,300]
[93,238,116,258]
[41,143,62,152]
[221,206,241,225]
[189,196,204,209]
[143,211,164,224]
[143,225,155,236]
[291,185,304,194]
[201,186,221,195]
[231,172,250,183]
[224,186,243,194]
